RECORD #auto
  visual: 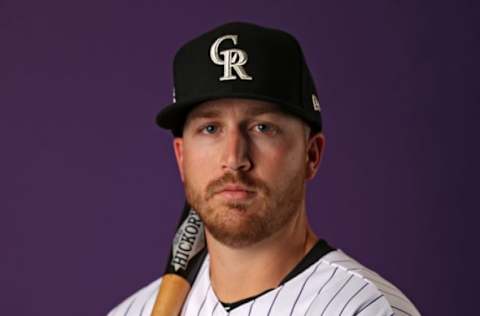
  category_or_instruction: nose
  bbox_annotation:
[221,127,253,172]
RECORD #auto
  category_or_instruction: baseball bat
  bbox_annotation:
[151,201,207,316]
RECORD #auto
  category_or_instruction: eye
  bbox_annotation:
[254,123,276,134]
[201,124,218,134]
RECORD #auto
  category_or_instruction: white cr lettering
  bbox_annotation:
[209,34,253,81]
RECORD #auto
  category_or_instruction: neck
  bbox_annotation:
[206,206,317,303]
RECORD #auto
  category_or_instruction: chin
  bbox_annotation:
[201,206,272,248]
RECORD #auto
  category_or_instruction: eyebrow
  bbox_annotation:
[187,106,282,121]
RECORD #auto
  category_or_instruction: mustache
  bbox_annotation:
[205,172,270,200]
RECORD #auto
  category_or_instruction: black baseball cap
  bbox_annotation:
[156,22,322,136]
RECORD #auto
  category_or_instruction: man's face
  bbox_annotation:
[173,98,322,248]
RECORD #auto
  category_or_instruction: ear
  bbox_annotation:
[305,133,326,180]
[173,137,185,182]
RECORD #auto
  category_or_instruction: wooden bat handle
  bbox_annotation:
[151,274,191,316]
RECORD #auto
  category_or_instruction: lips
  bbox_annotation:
[214,184,256,199]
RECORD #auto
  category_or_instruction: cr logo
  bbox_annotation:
[209,35,253,81]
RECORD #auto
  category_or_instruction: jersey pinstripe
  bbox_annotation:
[107,247,421,316]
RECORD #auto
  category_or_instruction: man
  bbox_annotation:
[108,22,421,315]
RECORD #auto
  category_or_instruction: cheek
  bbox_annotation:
[182,142,217,186]
[251,139,305,180]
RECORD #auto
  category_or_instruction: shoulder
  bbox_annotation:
[307,249,421,316]
[107,277,162,316]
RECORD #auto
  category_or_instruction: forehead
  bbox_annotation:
[185,98,291,122]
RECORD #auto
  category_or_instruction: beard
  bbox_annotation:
[184,168,306,248]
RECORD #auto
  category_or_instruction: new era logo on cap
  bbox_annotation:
[312,94,321,112]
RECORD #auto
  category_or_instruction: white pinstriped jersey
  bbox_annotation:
[108,242,421,316]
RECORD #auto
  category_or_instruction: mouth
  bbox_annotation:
[214,185,256,200]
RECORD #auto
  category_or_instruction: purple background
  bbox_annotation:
[1,0,478,315]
